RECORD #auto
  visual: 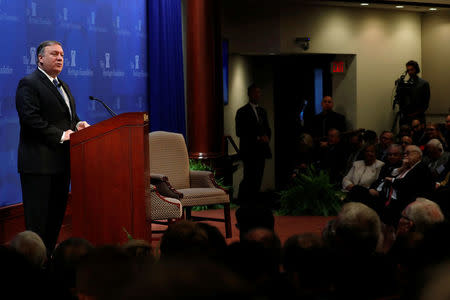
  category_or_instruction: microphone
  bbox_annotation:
[89,96,118,117]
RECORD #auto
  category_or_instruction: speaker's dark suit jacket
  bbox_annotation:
[235,103,271,159]
[16,69,80,174]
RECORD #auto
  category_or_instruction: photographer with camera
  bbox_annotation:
[393,60,430,127]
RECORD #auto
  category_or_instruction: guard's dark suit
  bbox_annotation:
[16,69,79,252]
[236,103,271,203]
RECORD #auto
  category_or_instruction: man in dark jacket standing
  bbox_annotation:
[308,96,346,139]
[236,84,271,203]
[16,41,89,254]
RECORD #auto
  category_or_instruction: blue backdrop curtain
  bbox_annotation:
[148,0,186,136]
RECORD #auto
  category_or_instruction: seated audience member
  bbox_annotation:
[235,205,275,240]
[444,114,450,149]
[316,128,347,183]
[411,119,426,145]
[0,245,46,298]
[421,260,450,300]
[123,259,250,300]
[422,122,447,148]
[282,233,332,298]
[47,237,94,300]
[344,131,364,174]
[196,222,227,263]
[381,145,434,226]
[332,202,383,255]
[368,144,404,206]
[363,130,378,145]
[396,124,412,143]
[307,96,346,139]
[376,131,395,161]
[423,139,450,183]
[10,230,47,269]
[342,144,384,196]
[397,198,444,237]
[401,135,413,151]
[159,220,209,260]
[76,246,139,300]
[227,229,281,299]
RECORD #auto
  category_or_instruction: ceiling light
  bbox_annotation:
[429,8,437,11]
[361,3,369,6]
[396,6,404,8]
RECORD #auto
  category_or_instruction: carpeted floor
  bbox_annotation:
[150,208,335,246]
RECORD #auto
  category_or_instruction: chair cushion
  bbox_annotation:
[149,131,190,189]
[178,188,229,207]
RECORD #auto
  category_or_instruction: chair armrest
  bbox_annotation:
[150,173,183,199]
[189,170,228,193]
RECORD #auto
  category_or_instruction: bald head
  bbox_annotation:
[321,96,334,112]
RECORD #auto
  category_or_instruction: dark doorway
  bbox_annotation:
[273,55,334,189]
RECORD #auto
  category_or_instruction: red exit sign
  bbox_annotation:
[331,61,345,74]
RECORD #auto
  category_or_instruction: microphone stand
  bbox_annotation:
[89,96,117,117]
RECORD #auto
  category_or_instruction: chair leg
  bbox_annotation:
[185,207,192,220]
[224,203,232,238]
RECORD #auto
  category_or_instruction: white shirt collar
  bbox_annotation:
[249,102,258,108]
[38,66,59,83]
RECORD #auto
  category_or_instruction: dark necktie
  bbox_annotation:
[53,79,72,116]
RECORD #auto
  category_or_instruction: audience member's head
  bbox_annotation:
[282,233,330,297]
[76,246,138,300]
[123,259,250,300]
[386,144,403,166]
[401,135,413,150]
[403,145,423,168]
[159,220,209,259]
[425,123,441,140]
[363,130,378,144]
[446,114,450,131]
[9,230,47,268]
[48,237,94,298]
[397,198,444,236]
[411,119,424,133]
[399,124,412,138]
[321,96,334,112]
[196,222,227,262]
[247,83,261,104]
[425,139,444,160]
[349,131,363,150]
[380,131,394,149]
[421,260,450,300]
[235,205,274,240]
[363,143,377,165]
[333,202,382,254]
[327,128,340,145]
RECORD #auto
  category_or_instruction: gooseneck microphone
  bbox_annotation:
[89,96,117,117]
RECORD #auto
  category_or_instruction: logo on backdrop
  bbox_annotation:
[23,47,37,74]
[132,54,147,78]
[60,7,81,30]
[135,19,146,38]
[65,49,93,78]
[101,52,124,78]
[27,1,51,25]
[0,0,19,22]
[114,15,130,36]
[88,11,106,32]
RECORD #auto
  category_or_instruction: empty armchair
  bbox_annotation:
[149,131,232,238]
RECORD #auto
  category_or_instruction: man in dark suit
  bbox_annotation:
[16,41,89,254]
[380,145,434,226]
[396,60,430,126]
[235,84,271,203]
[307,96,346,139]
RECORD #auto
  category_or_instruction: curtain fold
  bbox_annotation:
[148,0,186,136]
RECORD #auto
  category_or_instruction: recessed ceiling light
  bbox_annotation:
[361,3,369,6]
[396,5,404,8]
[429,8,437,11]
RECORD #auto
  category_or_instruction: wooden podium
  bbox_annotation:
[70,112,151,245]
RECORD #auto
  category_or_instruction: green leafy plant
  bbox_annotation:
[278,166,343,216]
[122,227,134,240]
